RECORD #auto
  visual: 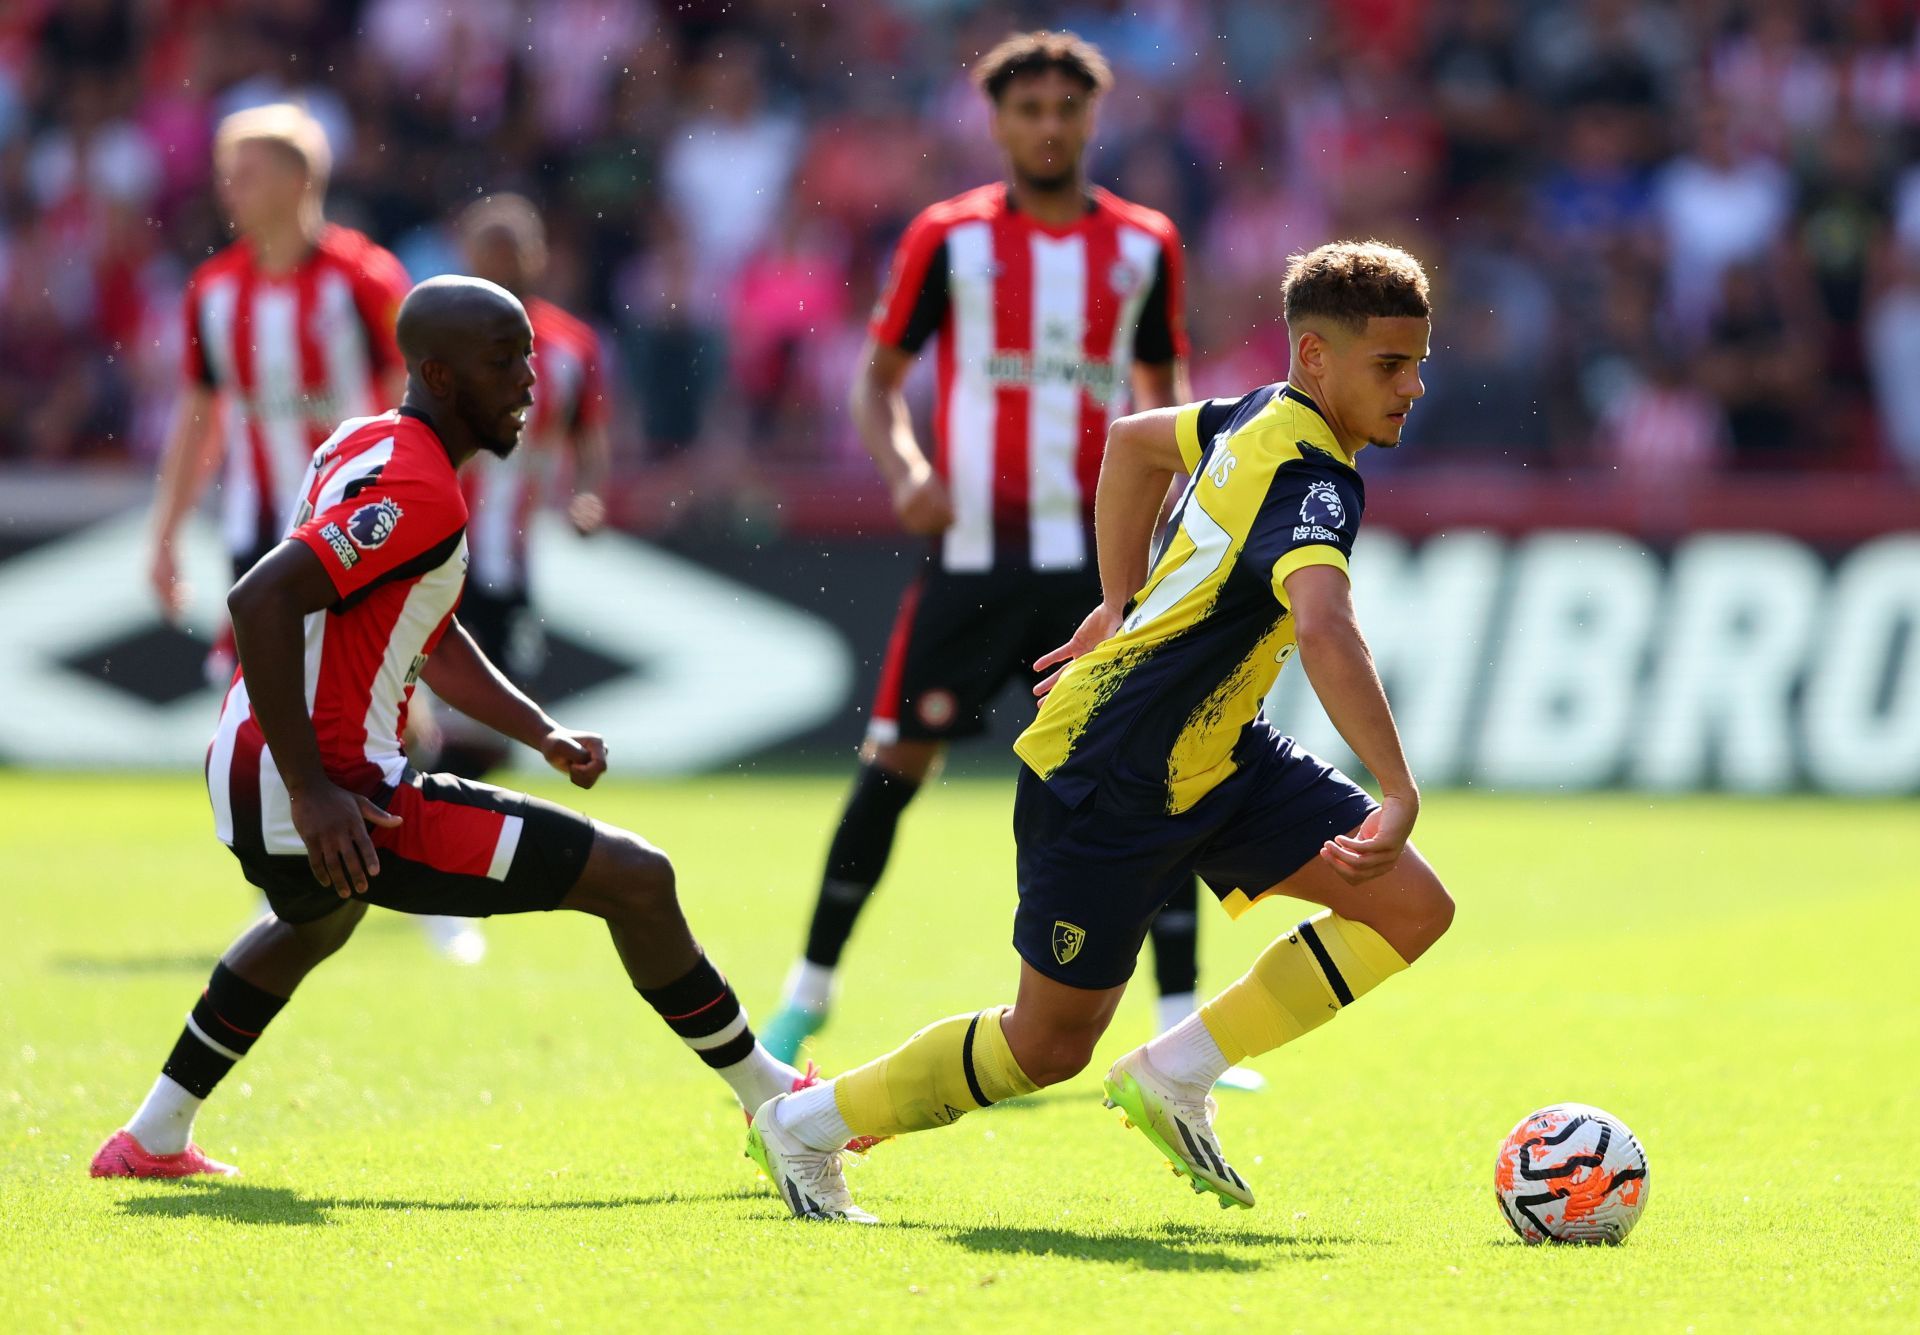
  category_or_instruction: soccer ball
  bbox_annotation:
[1494,1103,1649,1245]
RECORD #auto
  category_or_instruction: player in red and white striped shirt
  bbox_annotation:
[146,103,411,614]
[94,279,813,1180]
[436,194,611,780]
[763,33,1249,1085]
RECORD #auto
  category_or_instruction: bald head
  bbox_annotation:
[396,275,536,462]
[396,275,529,370]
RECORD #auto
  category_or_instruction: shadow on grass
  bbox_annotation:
[893,1218,1359,1272]
[50,953,219,976]
[115,1181,766,1227]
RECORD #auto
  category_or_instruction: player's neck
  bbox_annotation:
[1007,175,1089,227]
[249,216,321,275]
[1284,378,1364,460]
[398,400,477,469]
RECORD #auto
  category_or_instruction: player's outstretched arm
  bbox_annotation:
[420,620,606,788]
[850,337,951,535]
[1033,407,1186,695]
[1282,563,1420,883]
[146,385,223,618]
[228,543,402,895]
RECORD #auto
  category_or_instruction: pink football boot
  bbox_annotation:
[90,1129,239,1179]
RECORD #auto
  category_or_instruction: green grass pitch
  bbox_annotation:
[2,770,1914,1332]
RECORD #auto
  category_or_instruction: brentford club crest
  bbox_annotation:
[1108,259,1144,295]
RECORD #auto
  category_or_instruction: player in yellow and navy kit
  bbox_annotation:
[746,242,1458,1222]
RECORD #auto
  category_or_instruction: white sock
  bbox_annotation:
[714,1042,801,1110]
[126,1075,202,1155]
[1143,1011,1230,1090]
[781,960,834,1015]
[1157,990,1196,1037]
[774,1078,852,1152]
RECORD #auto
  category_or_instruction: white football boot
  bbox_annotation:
[745,1093,877,1223]
[1103,1049,1254,1209]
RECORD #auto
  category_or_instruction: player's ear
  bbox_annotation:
[1294,327,1325,376]
[417,355,454,398]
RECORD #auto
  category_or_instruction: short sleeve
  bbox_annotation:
[292,465,465,603]
[1173,396,1253,474]
[869,210,949,353]
[182,279,215,388]
[1131,233,1189,365]
[1250,462,1365,607]
[348,244,411,379]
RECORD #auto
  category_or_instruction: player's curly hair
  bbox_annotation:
[972,30,1113,102]
[1282,241,1431,333]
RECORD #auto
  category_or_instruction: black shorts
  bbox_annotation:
[458,585,543,687]
[1011,724,1377,990]
[227,771,597,924]
[869,563,1099,743]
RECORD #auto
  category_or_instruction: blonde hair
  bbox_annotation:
[214,103,332,190]
[1281,241,1431,333]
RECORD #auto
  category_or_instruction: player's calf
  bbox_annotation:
[563,825,804,1112]
[561,825,697,987]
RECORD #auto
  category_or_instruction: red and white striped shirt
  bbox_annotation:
[461,296,607,594]
[871,184,1187,572]
[207,409,467,856]
[183,224,411,560]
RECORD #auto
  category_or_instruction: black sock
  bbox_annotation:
[637,954,757,1069]
[801,763,920,968]
[1149,877,1201,998]
[160,962,289,1098]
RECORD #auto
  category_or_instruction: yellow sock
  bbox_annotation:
[1199,911,1409,1064]
[833,1006,1038,1138]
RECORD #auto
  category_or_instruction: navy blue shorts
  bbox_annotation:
[1011,727,1376,990]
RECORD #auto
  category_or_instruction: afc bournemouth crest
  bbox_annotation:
[1052,920,1086,966]
[347,498,404,549]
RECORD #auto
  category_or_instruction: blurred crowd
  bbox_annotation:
[4,0,1920,490]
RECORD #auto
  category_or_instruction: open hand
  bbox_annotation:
[541,728,608,788]
[149,538,190,621]
[291,783,402,897]
[1318,793,1418,884]
[1032,603,1124,698]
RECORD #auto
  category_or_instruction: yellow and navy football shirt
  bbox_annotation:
[1013,383,1363,814]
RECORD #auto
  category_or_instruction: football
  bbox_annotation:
[1494,1104,1649,1245]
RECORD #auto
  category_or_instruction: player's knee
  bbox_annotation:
[598,832,680,924]
[1399,869,1455,958]
[1010,1023,1099,1088]
[289,900,365,961]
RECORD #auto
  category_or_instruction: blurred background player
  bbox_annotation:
[140,101,479,963]
[428,194,611,783]
[759,31,1260,1090]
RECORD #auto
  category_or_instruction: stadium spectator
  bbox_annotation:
[3,0,1919,489]
[1654,98,1794,340]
